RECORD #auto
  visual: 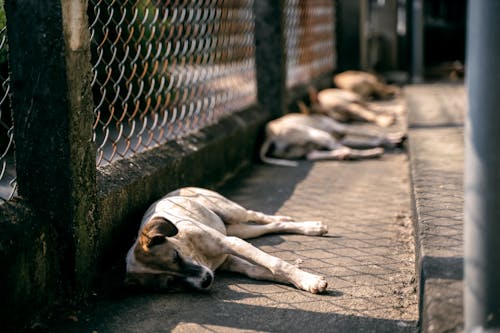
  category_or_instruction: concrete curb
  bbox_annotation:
[405,84,465,333]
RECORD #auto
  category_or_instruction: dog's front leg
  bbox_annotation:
[346,103,395,127]
[220,236,327,294]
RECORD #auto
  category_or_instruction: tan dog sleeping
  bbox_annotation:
[308,87,396,127]
[333,70,399,100]
[126,187,329,294]
[260,110,405,167]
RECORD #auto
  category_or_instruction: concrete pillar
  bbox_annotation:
[254,0,287,117]
[4,0,97,293]
[465,0,500,331]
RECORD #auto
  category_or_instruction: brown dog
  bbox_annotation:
[307,87,396,127]
[333,70,399,100]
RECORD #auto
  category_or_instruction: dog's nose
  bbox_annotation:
[200,272,213,289]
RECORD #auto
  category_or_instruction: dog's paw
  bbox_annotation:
[294,258,304,268]
[375,114,395,127]
[383,132,407,149]
[298,221,328,236]
[298,273,328,294]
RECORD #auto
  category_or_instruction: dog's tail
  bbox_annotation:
[259,137,299,167]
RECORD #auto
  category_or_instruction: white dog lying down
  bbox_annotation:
[308,87,396,127]
[126,187,329,294]
[333,70,399,100]
[260,112,405,167]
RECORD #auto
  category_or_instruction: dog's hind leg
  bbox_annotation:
[340,131,406,150]
[306,146,384,161]
[225,220,328,239]
[219,254,291,284]
[220,237,328,294]
[239,210,295,224]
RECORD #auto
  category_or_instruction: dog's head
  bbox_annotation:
[125,217,214,291]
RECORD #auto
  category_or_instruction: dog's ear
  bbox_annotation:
[140,217,178,249]
[297,101,310,114]
[308,86,319,104]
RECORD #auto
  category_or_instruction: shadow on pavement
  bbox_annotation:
[54,278,416,333]
[219,161,315,215]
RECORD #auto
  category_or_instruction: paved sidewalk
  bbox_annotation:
[405,83,465,333]
[53,102,419,332]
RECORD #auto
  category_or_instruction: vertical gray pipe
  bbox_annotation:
[337,0,361,71]
[410,0,423,82]
[465,0,500,331]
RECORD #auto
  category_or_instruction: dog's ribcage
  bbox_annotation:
[142,196,227,235]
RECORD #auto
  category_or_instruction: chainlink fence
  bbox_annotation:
[0,26,15,201]
[88,0,257,166]
[284,0,336,88]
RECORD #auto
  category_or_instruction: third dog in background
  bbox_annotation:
[333,70,399,101]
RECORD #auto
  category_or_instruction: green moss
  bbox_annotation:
[0,0,8,64]
[0,1,5,30]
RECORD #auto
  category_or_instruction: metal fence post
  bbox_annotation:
[409,0,423,82]
[336,0,362,71]
[254,0,287,117]
[465,0,500,331]
[4,0,96,294]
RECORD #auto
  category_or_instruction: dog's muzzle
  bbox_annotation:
[183,262,214,290]
[199,269,214,289]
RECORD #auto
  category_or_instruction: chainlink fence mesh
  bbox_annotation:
[89,0,257,166]
[0,26,15,201]
[284,0,336,88]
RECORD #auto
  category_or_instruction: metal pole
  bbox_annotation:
[410,0,423,82]
[337,0,362,71]
[359,0,368,70]
[465,0,500,331]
